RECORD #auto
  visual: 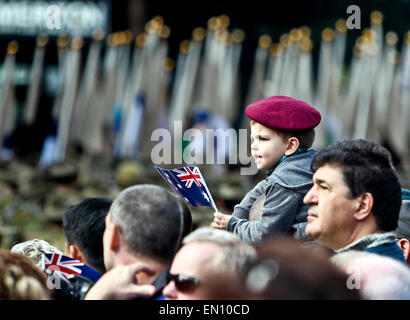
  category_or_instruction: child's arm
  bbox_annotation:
[226,184,301,244]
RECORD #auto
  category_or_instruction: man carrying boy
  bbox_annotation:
[212,95,321,244]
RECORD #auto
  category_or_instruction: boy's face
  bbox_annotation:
[250,122,289,170]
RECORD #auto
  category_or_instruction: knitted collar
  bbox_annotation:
[265,148,309,176]
[335,231,397,253]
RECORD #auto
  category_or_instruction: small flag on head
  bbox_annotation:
[155,166,217,211]
[41,253,102,283]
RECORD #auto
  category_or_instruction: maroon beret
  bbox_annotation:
[245,95,321,131]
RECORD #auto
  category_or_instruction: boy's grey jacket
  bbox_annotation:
[227,150,318,245]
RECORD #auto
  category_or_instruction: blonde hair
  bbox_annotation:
[11,239,63,268]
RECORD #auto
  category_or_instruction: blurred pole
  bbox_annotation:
[24,34,48,125]
[399,31,410,152]
[265,43,284,98]
[245,34,271,105]
[117,32,147,158]
[0,41,18,153]
[168,39,193,130]
[374,31,397,138]
[341,45,362,140]
[313,28,334,149]
[56,37,83,161]
[219,28,244,126]
[295,37,314,104]
[352,33,378,140]
[194,17,214,114]
[147,24,171,128]
[73,29,105,151]
[280,28,302,97]
[385,51,403,155]
[52,35,69,121]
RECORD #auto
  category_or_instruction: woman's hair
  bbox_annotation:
[11,239,63,268]
[0,249,50,300]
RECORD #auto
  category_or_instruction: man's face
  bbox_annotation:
[303,164,358,250]
[162,242,222,300]
[250,122,288,171]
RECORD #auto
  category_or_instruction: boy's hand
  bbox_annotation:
[211,212,232,230]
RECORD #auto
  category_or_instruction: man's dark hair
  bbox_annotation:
[311,139,402,231]
[110,185,183,265]
[63,198,113,273]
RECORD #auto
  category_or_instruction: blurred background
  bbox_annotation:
[0,0,409,250]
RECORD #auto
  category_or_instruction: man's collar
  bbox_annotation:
[335,231,397,253]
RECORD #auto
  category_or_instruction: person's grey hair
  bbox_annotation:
[110,184,183,265]
[330,250,376,268]
[183,228,257,276]
[331,250,410,300]
[11,239,63,268]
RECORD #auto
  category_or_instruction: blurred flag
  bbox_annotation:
[155,166,217,211]
[116,94,145,158]
[39,135,59,168]
[41,253,102,283]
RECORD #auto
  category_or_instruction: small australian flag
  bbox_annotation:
[42,253,102,283]
[155,166,217,211]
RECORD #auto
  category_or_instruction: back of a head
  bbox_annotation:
[312,139,402,231]
[110,185,183,266]
[11,239,63,268]
[0,249,49,300]
[331,250,410,300]
[182,228,258,299]
[183,228,257,276]
[246,237,360,300]
[63,198,112,273]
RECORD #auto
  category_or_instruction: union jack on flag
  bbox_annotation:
[155,166,217,210]
[41,253,102,283]
[172,166,203,188]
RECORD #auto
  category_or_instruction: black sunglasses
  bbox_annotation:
[167,273,201,292]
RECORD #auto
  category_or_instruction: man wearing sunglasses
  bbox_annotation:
[162,228,257,300]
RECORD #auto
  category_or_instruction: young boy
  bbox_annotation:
[212,95,321,244]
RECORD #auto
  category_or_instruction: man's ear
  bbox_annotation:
[353,192,373,221]
[68,244,85,262]
[284,137,300,156]
[108,222,121,252]
[397,238,410,263]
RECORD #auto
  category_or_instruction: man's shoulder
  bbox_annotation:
[269,150,318,189]
[364,241,407,265]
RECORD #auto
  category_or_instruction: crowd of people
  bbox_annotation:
[0,95,409,300]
